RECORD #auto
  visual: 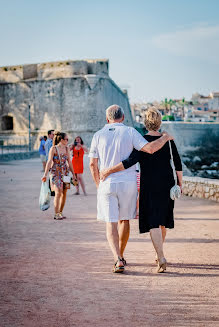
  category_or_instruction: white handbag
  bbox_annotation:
[63,175,71,183]
[169,141,181,200]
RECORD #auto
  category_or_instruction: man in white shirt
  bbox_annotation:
[89,105,173,273]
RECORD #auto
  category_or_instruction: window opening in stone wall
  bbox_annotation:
[1,116,13,130]
[87,65,93,74]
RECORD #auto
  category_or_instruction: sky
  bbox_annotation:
[0,0,219,103]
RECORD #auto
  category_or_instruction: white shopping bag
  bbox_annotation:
[39,181,51,211]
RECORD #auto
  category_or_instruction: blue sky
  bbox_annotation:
[1,0,219,103]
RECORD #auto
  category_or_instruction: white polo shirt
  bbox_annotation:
[89,123,147,183]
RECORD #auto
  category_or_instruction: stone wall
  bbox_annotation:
[0,59,109,83]
[183,176,219,202]
[0,59,133,150]
[0,65,23,83]
[161,122,219,153]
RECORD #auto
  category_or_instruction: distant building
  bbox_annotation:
[208,92,219,122]
[131,103,148,123]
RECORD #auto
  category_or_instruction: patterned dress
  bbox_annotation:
[50,147,69,190]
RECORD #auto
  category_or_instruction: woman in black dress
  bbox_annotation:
[100,108,182,273]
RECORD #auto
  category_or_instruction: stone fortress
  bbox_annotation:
[0,59,134,148]
[1,59,219,202]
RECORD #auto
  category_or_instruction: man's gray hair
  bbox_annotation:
[106,104,124,121]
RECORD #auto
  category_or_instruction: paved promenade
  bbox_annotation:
[0,157,219,327]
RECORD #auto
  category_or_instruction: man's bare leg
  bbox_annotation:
[118,220,130,259]
[106,222,123,266]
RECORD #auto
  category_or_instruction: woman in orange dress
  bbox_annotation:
[70,136,88,195]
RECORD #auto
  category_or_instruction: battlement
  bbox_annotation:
[0,59,109,83]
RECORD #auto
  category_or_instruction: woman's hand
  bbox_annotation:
[161,131,174,141]
[71,171,77,182]
[41,175,47,182]
[100,168,110,181]
[71,174,78,186]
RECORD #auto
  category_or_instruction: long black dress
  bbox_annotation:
[122,135,182,234]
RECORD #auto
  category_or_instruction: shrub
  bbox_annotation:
[162,115,175,121]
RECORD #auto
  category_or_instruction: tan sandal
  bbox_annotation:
[157,257,167,273]
[54,213,63,220]
[59,212,66,219]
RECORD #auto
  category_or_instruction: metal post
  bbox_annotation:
[28,104,31,152]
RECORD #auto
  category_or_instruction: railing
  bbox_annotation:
[0,138,31,154]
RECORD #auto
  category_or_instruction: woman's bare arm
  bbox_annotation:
[69,144,74,151]
[82,145,89,153]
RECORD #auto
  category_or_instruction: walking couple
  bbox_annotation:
[89,105,182,273]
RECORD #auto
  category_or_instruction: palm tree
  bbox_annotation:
[161,98,175,115]
[179,98,187,119]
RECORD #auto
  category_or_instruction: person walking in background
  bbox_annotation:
[89,104,173,273]
[70,136,88,195]
[45,130,55,196]
[100,108,182,273]
[45,130,54,161]
[38,136,46,172]
[42,131,76,220]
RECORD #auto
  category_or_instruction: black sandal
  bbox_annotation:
[113,257,124,273]
[121,257,127,266]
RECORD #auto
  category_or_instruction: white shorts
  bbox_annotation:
[97,181,138,223]
[40,154,46,162]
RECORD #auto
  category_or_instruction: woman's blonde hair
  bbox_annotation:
[53,131,66,146]
[144,107,162,131]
